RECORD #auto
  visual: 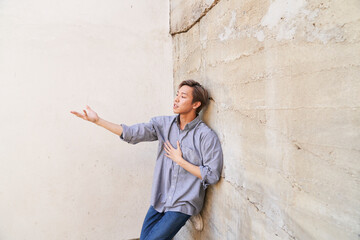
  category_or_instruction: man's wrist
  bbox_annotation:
[94,117,101,125]
[177,157,187,166]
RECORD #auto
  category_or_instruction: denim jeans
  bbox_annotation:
[140,205,191,240]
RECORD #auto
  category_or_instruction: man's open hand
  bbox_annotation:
[70,105,100,124]
[164,141,183,164]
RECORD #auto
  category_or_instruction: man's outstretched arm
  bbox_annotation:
[95,117,123,136]
[70,105,123,136]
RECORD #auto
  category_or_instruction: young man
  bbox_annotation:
[70,80,223,240]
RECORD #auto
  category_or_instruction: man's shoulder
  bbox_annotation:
[196,121,219,140]
[150,115,176,125]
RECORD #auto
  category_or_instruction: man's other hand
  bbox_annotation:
[164,141,183,164]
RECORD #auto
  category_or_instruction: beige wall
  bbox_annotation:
[0,0,172,239]
[171,0,360,239]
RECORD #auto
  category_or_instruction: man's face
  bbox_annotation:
[173,85,199,114]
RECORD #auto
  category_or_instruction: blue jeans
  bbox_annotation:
[140,205,191,240]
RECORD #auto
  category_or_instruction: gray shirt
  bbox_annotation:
[119,114,223,216]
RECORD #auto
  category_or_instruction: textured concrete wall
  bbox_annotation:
[171,0,360,239]
[0,0,172,239]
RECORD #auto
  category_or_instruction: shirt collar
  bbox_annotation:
[175,114,201,131]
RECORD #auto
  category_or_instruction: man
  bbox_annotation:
[70,80,223,240]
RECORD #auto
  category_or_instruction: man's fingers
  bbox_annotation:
[70,111,84,118]
[167,141,174,148]
[164,142,170,151]
[83,109,88,116]
[164,146,171,156]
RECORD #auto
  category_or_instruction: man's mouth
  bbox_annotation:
[173,104,178,108]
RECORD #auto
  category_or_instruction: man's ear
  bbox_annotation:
[193,101,201,110]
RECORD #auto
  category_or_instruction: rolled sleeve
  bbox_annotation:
[199,165,212,189]
[119,118,158,144]
[199,131,223,189]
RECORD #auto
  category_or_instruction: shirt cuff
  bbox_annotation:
[119,124,130,142]
[199,165,212,190]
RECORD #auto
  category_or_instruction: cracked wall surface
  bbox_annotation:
[171,0,360,239]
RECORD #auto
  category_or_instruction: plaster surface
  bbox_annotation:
[0,0,173,239]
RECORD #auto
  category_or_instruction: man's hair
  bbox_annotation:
[179,80,209,114]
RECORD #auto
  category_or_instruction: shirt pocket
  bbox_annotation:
[181,145,201,165]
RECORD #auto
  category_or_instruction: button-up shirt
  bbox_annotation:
[119,114,223,216]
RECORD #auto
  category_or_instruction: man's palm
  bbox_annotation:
[70,105,99,123]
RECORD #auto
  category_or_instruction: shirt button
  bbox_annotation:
[169,196,172,199]
[174,174,177,177]
[171,186,175,189]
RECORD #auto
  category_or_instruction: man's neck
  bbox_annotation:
[179,112,197,130]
